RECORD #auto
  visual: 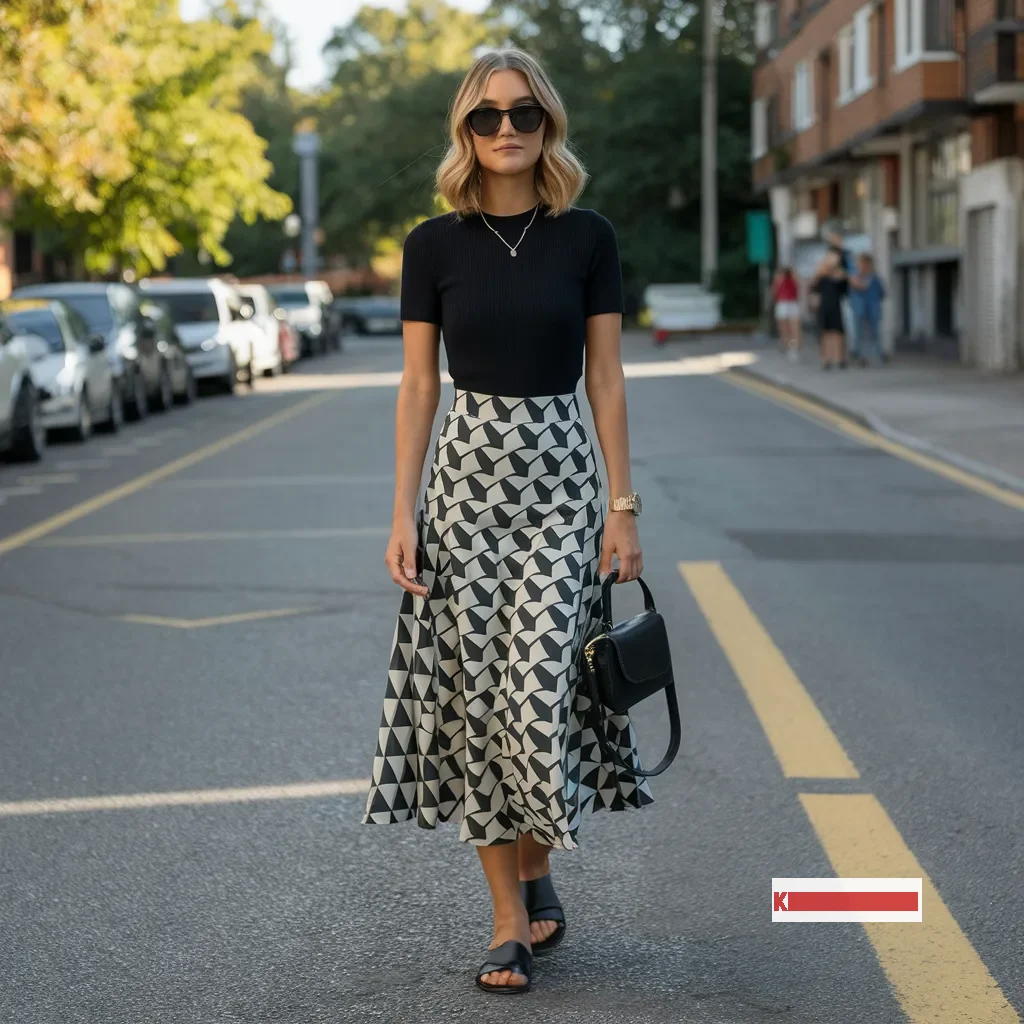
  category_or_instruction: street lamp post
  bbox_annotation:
[701,0,719,290]
[292,126,320,279]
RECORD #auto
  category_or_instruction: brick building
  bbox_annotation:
[751,0,1024,371]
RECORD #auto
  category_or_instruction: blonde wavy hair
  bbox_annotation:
[436,49,588,218]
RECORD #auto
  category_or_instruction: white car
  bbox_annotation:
[0,308,46,461]
[139,278,262,393]
[2,298,121,441]
[266,280,337,357]
[236,284,285,377]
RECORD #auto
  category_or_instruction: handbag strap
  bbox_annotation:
[580,570,681,779]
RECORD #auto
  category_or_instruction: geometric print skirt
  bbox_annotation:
[362,389,653,849]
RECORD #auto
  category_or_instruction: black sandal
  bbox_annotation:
[476,940,532,994]
[521,874,566,955]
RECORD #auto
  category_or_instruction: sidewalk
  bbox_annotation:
[644,331,1024,493]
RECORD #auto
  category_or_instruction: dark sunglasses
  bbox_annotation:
[466,104,546,137]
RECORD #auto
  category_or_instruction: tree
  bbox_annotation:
[6,0,292,277]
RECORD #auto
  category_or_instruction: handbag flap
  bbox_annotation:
[605,609,672,685]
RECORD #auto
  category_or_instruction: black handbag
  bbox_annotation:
[577,569,681,778]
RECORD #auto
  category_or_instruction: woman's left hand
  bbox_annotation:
[600,511,643,583]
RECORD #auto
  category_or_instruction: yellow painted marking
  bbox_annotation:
[725,370,1024,514]
[118,607,311,629]
[679,561,859,778]
[0,778,371,818]
[17,473,79,485]
[0,393,332,558]
[39,526,389,547]
[800,794,1020,1023]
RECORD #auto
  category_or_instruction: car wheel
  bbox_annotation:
[126,370,148,421]
[72,390,93,442]
[9,383,46,462]
[97,385,123,434]
[222,354,237,394]
[153,365,174,412]
[243,349,256,388]
[175,369,197,405]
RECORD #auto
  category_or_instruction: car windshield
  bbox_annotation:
[6,309,66,353]
[50,294,116,332]
[150,291,220,324]
[268,288,311,309]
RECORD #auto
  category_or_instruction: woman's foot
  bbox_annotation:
[479,907,532,990]
[517,835,560,946]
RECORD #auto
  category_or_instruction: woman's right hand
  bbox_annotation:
[385,518,429,598]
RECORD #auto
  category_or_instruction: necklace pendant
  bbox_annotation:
[510,248,517,257]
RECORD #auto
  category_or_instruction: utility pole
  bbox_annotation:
[701,0,718,290]
[292,121,320,278]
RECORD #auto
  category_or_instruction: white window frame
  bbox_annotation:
[837,26,854,104]
[792,61,814,132]
[895,0,958,71]
[853,6,873,92]
[752,99,768,160]
[755,0,775,50]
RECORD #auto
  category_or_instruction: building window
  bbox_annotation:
[854,7,873,91]
[914,132,971,248]
[792,60,814,131]
[896,0,955,69]
[838,26,854,102]
[752,99,767,160]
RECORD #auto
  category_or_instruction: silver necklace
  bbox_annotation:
[479,203,539,257]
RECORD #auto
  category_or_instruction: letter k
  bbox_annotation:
[774,891,788,912]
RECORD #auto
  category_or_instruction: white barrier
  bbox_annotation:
[644,284,723,332]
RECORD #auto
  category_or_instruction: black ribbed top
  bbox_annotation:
[399,204,624,398]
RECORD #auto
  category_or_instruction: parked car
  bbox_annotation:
[12,281,194,416]
[266,281,337,357]
[332,295,402,336]
[236,284,286,377]
[0,307,46,462]
[2,298,121,440]
[139,278,262,393]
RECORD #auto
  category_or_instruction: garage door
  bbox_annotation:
[967,206,996,364]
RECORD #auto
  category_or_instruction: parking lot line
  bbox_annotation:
[800,793,1020,1024]
[17,474,79,486]
[118,608,312,629]
[0,393,332,559]
[679,560,859,779]
[38,526,391,546]
[0,778,371,817]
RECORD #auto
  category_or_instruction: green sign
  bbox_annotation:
[746,211,774,265]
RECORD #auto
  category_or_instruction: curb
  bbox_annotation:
[729,364,1024,499]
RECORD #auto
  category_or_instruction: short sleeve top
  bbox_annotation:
[399,204,623,398]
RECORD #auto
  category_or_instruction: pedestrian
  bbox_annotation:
[363,48,650,996]
[771,265,802,362]
[811,249,848,370]
[825,229,856,363]
[849,253,887,366]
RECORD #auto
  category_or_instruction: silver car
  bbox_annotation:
[2,298,121,441]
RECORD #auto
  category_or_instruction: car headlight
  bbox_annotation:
[201,337,221,351]
[308,323,322,335]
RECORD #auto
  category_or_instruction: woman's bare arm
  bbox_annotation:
[385,320,441,596]
[583,311,642,583]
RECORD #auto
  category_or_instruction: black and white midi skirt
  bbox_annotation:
[363,389,653,849]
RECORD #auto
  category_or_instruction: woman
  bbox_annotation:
[362,48,652,995]
[771,266,801,361]
[811,250,848,370]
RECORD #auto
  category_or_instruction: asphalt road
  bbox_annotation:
[1,333,1022,1024]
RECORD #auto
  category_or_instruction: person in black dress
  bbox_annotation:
[811,249,849,370]
[362,48,651,994]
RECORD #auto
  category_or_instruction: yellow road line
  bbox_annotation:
[724,371,1024,514]
[679,561,859,779]
[0,393,333,558]
[800,794,1020,1023]
[118,607,312,629]
[0,778,371,818]
[39,526,389,547]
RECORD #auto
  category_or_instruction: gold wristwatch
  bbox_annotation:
[609,492,643,516]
